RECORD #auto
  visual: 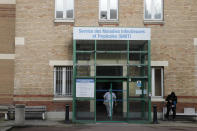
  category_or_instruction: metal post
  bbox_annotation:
[148,40,152,122]
[94,40,97,122]
[65,104,69,123]
[153,104,159,124]
[127,40,129,121]
[72,40,76,122]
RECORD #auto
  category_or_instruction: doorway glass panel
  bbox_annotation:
[129,80,148,98]
[96,53,127,66]
[96,66,123,76]
[76,100,95,120]
[128,100,148,120]
[129,40,148,51]
[96,81,127,121]
[97,40,127,51]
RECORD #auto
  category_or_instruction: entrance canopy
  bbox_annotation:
[73,27,151,40]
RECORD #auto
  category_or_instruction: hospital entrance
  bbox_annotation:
[73,27,152,123]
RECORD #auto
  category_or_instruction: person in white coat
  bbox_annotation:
[103,91,116,118]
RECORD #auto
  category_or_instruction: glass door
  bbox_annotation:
[96,81,127,122]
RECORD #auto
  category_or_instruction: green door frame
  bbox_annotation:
[72,39,151,123]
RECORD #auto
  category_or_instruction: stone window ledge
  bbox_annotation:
[144,20,165,25]
[54,19,74,23]
[53,97,73,101]
[99,20,119,25]
[151,97,165,102]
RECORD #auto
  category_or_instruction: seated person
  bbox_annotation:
[165,92,177,120]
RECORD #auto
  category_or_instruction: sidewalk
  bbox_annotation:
[0,120,197,131]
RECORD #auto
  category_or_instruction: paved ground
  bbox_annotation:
[9,126,197,131]
[1,120,197,131]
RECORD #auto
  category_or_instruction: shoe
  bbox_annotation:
[165,115,169,120]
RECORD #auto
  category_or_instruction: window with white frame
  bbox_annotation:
[54,66,73,97]
[99,0,118,20]
[151,67,163,97]
[55,0,74,19]
[144,0,163,21]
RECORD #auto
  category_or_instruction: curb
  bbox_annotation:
[0,126,13,131]
[1,120,197,130]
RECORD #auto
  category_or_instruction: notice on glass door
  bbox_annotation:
[76,79,94,98]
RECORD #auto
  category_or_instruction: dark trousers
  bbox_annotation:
[166,106,176,119]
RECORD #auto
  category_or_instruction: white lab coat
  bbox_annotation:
[103,92,116,117]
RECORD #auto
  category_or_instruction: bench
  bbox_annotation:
[163,107,197,121]
[8,106,46,120]
[0,106,9,120]
[25,106,46,120]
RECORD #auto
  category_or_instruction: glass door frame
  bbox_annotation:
[72,39,151,123]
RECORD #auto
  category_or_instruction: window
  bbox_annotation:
[151,67,163,97]
[144,0,163,21]
[54,66,73,97]
[55,0,74,20]
[99,0,118,20]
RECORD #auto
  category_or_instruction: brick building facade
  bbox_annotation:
[0,0,197,121]
[0,0,15,105]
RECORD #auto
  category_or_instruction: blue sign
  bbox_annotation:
[76,79,94,83]
[136,81,142,88]
[73,27,151,40]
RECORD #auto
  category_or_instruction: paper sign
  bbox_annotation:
[76,79,94,97]
[136,89,147,95]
